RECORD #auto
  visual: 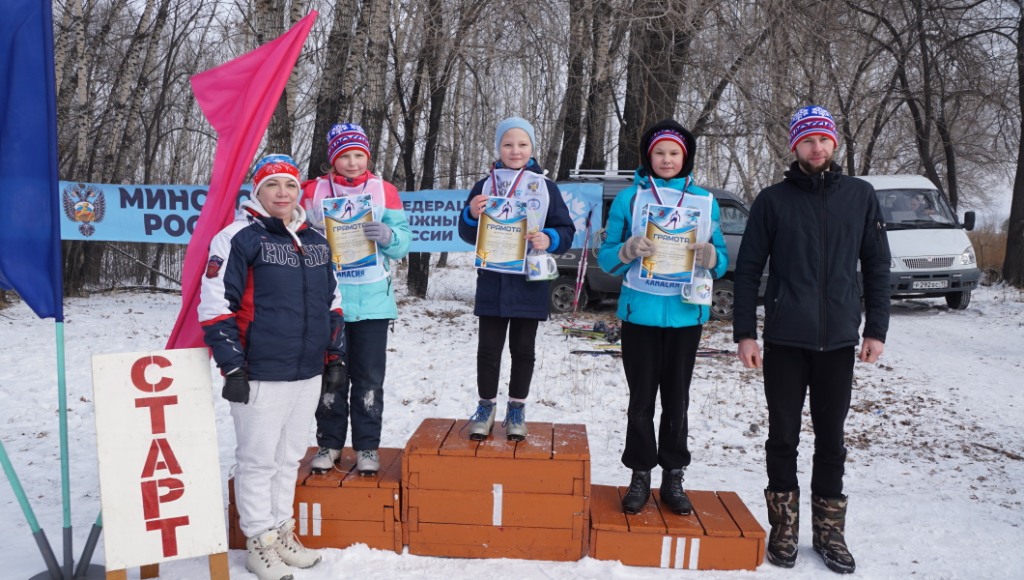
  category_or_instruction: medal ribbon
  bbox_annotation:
[648,175,691,207]
[490,167,527,198]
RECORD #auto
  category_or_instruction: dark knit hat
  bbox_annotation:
[639,120,696,179]
[788,105,838,151]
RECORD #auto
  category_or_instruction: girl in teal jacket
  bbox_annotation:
[597,119,728,517]
[300,123,412,477]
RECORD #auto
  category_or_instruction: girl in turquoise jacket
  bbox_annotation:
[300,123,412,477]
[597,119,728,517]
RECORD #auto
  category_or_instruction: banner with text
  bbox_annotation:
[57,181,603,251]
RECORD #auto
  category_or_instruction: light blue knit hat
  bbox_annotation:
[494,117,536,158]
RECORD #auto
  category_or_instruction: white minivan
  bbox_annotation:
[856,174,980,309]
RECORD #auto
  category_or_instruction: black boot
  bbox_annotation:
[812,494,856,574]
[621,470,651,514]
[765,489,800,568]
[659,468,692,515]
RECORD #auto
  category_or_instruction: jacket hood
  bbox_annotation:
[639,119,696,180]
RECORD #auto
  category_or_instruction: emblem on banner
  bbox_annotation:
[62,182,106,236]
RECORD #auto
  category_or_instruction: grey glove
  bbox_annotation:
[362,221,392,246]
[688,242,718,269]
[619,235,655,262]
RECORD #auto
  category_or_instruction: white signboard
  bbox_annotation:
[92,348,226,569]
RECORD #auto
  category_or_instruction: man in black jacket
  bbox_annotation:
[733,105,890,575]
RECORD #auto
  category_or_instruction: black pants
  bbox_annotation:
[763,342,855,498]
[476,316,539,400]
[620,321,702,471]
[315,318,389,451]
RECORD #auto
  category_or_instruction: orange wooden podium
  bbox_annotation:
[589,484,765,570]
[402,418,590,561]
[225,419,766,571]
[229,446,403,553]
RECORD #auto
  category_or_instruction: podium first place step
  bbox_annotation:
[402,418,591,561]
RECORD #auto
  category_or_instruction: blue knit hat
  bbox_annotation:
[494,117,536,158]
[789,105,838,151]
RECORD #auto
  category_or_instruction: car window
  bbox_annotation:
[877,188,957,228]
[719,203,747,235]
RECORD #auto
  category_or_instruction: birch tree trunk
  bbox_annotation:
[361,0,391,161]
[257,0,293,154]
[581,0,625,170]
[307,0,361,176]
[551,0,590,180]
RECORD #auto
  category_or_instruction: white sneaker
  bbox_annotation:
[356,449,380,476]
[310,447,339,474]
[275,519,321,568]
[246,529,293,580]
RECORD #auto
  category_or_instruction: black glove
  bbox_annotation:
[321,359,348,396]
[222,369,250,404]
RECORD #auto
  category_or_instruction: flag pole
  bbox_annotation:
[56,321,72,579]
[2,1,102,577]
[0,440,62,579]
[73,514,104,579]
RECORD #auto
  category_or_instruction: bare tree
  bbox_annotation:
[1004,1,1024,286]
[307,0,361,176]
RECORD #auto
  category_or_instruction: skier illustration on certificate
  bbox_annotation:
[640,204,700,283]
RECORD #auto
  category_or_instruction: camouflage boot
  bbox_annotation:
[812,494,856,574]
[764,489,800,568]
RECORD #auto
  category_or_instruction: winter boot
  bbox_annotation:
[246,529,293,580]
[621,470,651,514]
[659,468,692,515]
[275,519,321,569]
[468,399,496,440]
[356,449,380,476]
[765,489,800,568]
[812,494,856,574]
[503,401,528,441]
[310,447,339,474]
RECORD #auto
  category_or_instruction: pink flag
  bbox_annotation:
[166,12,317,349]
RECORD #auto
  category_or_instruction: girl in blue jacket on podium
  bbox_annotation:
[598,119,728,517]
[457,117,575,442]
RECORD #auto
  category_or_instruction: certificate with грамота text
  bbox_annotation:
[640,203,700,283]
[475,196,528,274]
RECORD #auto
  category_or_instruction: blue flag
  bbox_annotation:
[0,0,63,320]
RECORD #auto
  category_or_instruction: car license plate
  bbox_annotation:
[912,280,948,289]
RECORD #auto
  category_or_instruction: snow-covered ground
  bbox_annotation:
[2,253,1022,579]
